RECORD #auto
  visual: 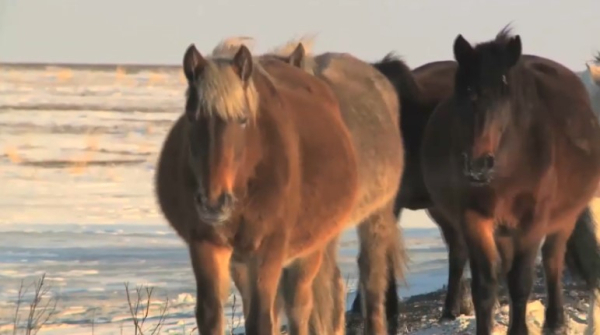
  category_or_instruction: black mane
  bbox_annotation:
[371,52,422,107]
[471,24,516,55]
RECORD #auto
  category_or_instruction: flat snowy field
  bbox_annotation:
[0,65,453,334]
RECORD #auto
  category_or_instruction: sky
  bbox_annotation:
[0,0,598,71]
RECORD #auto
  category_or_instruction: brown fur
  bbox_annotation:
[375,55,600,328]
[421,27,600,334]
[266,38,406,335]
[156,39,365,335]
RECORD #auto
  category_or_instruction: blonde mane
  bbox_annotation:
[191,36,261,121]
[269,34,317,57]
[268,34,319,74]
[211,36,257,58]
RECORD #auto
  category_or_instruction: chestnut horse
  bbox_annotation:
[421,26,600,334]
[263,37,407,335]
[154,38,404,335]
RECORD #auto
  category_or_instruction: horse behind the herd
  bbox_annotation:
[580,53,600,121]
[153,28,600,335]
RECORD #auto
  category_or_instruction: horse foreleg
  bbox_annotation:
[246,237,285,335]
[189,240,232,335]
[429,207,470,322]
[463,210,499,335]
[506,237,542,335]
[232,261,286,330]
[280,249,324,335]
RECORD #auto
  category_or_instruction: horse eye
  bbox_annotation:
[239,117,248,127]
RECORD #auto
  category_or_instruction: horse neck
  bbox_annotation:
[236,71,297,194]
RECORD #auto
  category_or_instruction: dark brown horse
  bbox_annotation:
[420,26,600,334]
[155,37,404,335]
[366,53,600,331]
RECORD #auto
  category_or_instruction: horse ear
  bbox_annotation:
[183,44,207,83]
[288,43,306,68]
[453,34,474,66]
[232,45,253,83]
[505,35,522,68]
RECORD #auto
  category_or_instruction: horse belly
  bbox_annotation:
[421,115,463,222]
[288,121,360,258]
[341,104,404,224]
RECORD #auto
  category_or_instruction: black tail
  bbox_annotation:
[371,53,426,154]
[565,206,600,291]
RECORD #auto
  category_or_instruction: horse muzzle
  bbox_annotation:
[462,153,496,186]
[194,191,235,226]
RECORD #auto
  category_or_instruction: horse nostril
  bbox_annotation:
[195,192,208,206]
[218,193,234,208]
[483,154,495,170]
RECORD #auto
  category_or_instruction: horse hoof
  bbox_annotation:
[542,324,568,335]
[439,313,457,323]
[458,280,474,316]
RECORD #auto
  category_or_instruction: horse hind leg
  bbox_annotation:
[563,206,600,335]
[357,201,406,335]
[506,236,542,335]
[306,237,346,335]
[427,207,471,322]
[541,232,569,334]
[327,238,347,335]
[350,207,403,320]
[586,290,600,335]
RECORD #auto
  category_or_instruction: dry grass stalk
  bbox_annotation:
[11,273,58,335]
[124,282,170,335]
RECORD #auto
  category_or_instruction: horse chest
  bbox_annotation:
[493,193,537,230]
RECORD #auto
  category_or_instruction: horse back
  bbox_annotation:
[522,55,600,158]
[517,55,600,206]
[412,61,457,110]
[312,53,403,220]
